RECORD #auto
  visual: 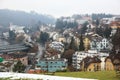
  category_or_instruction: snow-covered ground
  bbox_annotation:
[0,72,97,80]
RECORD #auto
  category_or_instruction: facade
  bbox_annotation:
[15,56,28,66]
[44,50,61,60]
[49,41,64,53]
[100,57,106,70]
[9,24,25,34]
[36,59,67,72]
[72,51,87,69]
[105,53,120,71]
[90,37,110,51]
[80,57,101,71]
[58,37,66,43]
[83,37,90,51]
[74,36,80,49]
[0,52,28,66]
[50,32,59,41]
[72,50,98,69]
[0,60,15,72]
[105,58,114,70]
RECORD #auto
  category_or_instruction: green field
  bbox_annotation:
[55,71,120,80]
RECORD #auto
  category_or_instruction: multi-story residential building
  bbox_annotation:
[49,41,64,53]
[44,49,61,60]
[9,24,25,34]
[72,49,109,70]
[72,50,98,69]
[90,36,110,51]
[49,32,59,41]
[36,58,67,72]
[80,56,101,71]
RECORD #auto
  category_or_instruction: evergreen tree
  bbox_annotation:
[79,34,85,51]
[13,60,25,73]
[103,26,112,38]
[96,26,103,37]
[69,37,78,51]
[112,28,120,53]
[96,19,100,26]
[81,21,88,34]
[62,49,75,66]
[38,31,49,46]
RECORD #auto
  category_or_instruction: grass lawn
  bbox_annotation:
[54,71,120,80]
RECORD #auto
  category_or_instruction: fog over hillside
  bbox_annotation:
[0,9,56,27]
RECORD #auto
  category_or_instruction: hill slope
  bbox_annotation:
[0,9,55,27]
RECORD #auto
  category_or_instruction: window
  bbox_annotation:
[37,66,41,68]
[62,66,65,68]
[89,69,91,71]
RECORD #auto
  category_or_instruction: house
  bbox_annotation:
[0,52,28,66]
[44,48,61,60]
[110,16,120,29]
[72,51,87,69]
[80,56,101,71]
[74,36,80,49]
[83,37,90,51]
[105,57,114,71]
[12,52,28,66]
[36,58,67,72]
[90,34,110,51]
[3,32,9,39]
[98,51,109,70]
[57,37,66,43]
[105,53,120,71]
[72,50,98,69]
[0,60,15,72]
[9,24,25,34]
[49,32,59,41]
[49,41,64,53]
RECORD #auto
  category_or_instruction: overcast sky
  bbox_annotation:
[0,0,120,18]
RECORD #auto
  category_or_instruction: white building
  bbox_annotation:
[72,50,98,69]
[9,24,25,34]
[49,41,64,53]
[3,32,9,39]
[100,57,106,70]
[9,24,25,33]
[99,52,109,70]
[72,49,109,70]
[90,37,110,51]
[49,32,59,41]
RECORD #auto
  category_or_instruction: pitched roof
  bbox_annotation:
[80,56,101,68]
[0,52,27,59]
[105,53,120,65]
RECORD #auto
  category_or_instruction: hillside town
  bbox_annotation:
[0,14,120,77]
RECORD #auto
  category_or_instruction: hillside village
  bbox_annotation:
[0,14,120,76]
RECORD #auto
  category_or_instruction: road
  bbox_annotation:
[36,43,44,59]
